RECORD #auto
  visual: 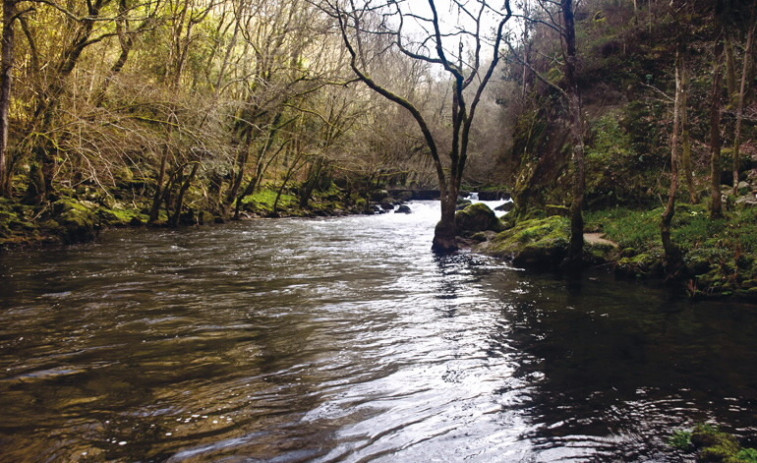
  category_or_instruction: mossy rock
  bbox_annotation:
[97,207,147,226]
[455,203,504,237]
[691,424,751,463]
[479,215,570,269]
[615,249,664,278]
[51,198,98,243]
[456,199,472,210]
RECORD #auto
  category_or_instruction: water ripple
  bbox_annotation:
[1,201,756,462]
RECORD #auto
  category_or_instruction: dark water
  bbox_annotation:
[1,201,755,463]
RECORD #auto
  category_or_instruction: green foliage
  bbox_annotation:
[585,112,648,208]
[586,204,757,293]
[736,448,757,463]
[668,429,693,451]
[585,207,660,250]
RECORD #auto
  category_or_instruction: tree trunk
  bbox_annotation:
[731,11,755,196]
[299,156,324,208]
[149,148,169,223]
[679,61,696,203]
[562,0,586,269]
[432,185,459,254]
[0,0,16,197]
[169,162,198,227]
[710,45,724,219]
[661,51,683,275]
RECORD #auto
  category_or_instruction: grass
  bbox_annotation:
[585,204,756,253]
[586,204,757,296]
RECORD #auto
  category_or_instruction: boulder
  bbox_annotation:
[51,199,98,243]
[455,203,503,236]
[370,189,390,202]
[476,215,569,269]
[395,204,412,214]
[456,199,472,210]
[495,201,514,212]
[380,199,395,211]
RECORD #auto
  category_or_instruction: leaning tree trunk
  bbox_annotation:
[661,51,684,275]
[680,62,696,203]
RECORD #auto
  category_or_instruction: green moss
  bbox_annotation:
[455,203,503,236]
[97,206,148,226]
[51,198,98,243]
[616,250,664,278]
[241,189,297,215]
[689,424,754,463]
[483,215,570,268]
[668,429,693,452]
[736,448,757,463]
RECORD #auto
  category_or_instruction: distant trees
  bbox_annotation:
[1,0,440,223]
[319,0,512,252]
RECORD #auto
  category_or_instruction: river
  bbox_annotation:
[0,201,755,462]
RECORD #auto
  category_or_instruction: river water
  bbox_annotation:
[0,201,755,463]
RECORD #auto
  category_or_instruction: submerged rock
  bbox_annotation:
[395,204,411,214]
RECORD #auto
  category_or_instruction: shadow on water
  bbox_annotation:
[487,271,757,462]
[0,202,756,462]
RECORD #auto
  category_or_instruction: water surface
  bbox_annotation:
[1,201,755,462]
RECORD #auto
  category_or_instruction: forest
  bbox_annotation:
[0,0,756,297]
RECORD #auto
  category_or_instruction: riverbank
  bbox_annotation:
[0,187,414,251]
[465,203,757,301]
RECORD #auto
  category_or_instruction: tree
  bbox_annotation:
[709,39,724,219]
[0,0,19,196]
[319,0,512,253]
[660,50,684,275]
[730,3,756,196]
[503,0,586,267]
[559,0,585,269]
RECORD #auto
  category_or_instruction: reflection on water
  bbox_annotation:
[0,201,755,462]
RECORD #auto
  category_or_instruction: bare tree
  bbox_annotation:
[318,0,512,253]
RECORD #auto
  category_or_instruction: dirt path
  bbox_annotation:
[584,232,619,248]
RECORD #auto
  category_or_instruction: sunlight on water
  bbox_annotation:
[0,201,756,462]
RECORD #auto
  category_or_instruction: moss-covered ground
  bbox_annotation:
[586,204,757,299]
[669,424,757,463]
[470,202,757,299]
[0,184,387,250]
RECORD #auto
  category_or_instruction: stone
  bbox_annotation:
[455,203,503,236]
[495,201,514,212]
